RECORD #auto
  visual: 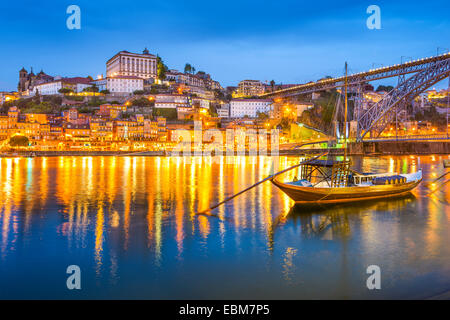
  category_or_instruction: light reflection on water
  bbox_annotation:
[0,155,449,299]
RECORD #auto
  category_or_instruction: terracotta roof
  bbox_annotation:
[107,76,144,80]
[61,77,92,85]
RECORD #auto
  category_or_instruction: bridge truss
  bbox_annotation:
[357,57,450,140]
[261,53,450,141]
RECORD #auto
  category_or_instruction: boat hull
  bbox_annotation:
[271,176,422,204]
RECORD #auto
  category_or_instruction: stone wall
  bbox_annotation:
[349,141,450,155]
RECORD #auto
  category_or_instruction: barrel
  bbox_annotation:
[373,175,407,186]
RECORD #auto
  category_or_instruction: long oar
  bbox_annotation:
[196,152,327,216]
[427,178,450,195]
[423,171,450,189]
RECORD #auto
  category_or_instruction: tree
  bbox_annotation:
[257,111,269,120]
[9,135,29,147]
[132,97,153,107]
[33,89,41,103]
[100,89,110,94]
[209,105,218,117]
[58,88,74,95]
[153,107,177,120]
[318,76,333,81]
[214,89,226,101]
[83,85,99,93]
[133,90,145,95]
[157,55,168,80]
[270,80,275,92]
[184,63,192,74]
[376,85,394,92]
[280,118,291,131]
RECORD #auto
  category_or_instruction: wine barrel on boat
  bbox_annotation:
[372,175,407,185]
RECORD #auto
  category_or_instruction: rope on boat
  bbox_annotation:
[196,152,328,217]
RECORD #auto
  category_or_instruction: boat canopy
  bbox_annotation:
[306,159,342,167]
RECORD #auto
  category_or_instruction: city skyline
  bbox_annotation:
[1,0,449,91]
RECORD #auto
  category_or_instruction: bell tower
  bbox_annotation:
[18,67,28,93]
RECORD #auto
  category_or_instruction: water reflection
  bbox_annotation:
[287,194,417,240]
[0,154,449,299]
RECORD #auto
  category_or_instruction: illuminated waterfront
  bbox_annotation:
[0,155,449,299]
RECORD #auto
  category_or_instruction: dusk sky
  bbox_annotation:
[0,0,449,91]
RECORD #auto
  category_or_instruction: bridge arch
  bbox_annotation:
[357,57,450,140]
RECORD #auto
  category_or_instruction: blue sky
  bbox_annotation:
[0,0,449,91]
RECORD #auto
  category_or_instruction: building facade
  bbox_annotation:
[166,70,222,91]
[18,68,54,95]
[229,99,273,118]
[237,80,265,97]
[106,76,144,94]
[106,49,158,81]
[33,77,92,95]
[154,94,191,109]
[217,104,230,118]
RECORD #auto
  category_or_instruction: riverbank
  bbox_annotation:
[282,141,450,156]
[1,141,449,157]
[0,150,166,157]
[348,141,450,155]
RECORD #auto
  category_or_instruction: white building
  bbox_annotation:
[106,49,158,81]
[217,104,230,118]
[294,103,314,117]
[154,94,190,108]
[192,97,210,109]
[229,99,273,118]
[33,77,92,95]
[91,78,107,91]
[106,76,144,94]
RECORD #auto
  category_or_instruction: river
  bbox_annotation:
[0,155,449,299]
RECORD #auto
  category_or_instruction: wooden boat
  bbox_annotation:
[271,159,422,204]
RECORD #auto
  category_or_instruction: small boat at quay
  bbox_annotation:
[271,159,422,204]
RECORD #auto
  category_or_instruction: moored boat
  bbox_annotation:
[271,159,422,204]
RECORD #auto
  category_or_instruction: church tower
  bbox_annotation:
[18,67,28,93]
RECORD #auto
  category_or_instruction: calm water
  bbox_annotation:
[0,155,449,299]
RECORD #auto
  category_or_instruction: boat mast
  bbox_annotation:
[344,62,348,159]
